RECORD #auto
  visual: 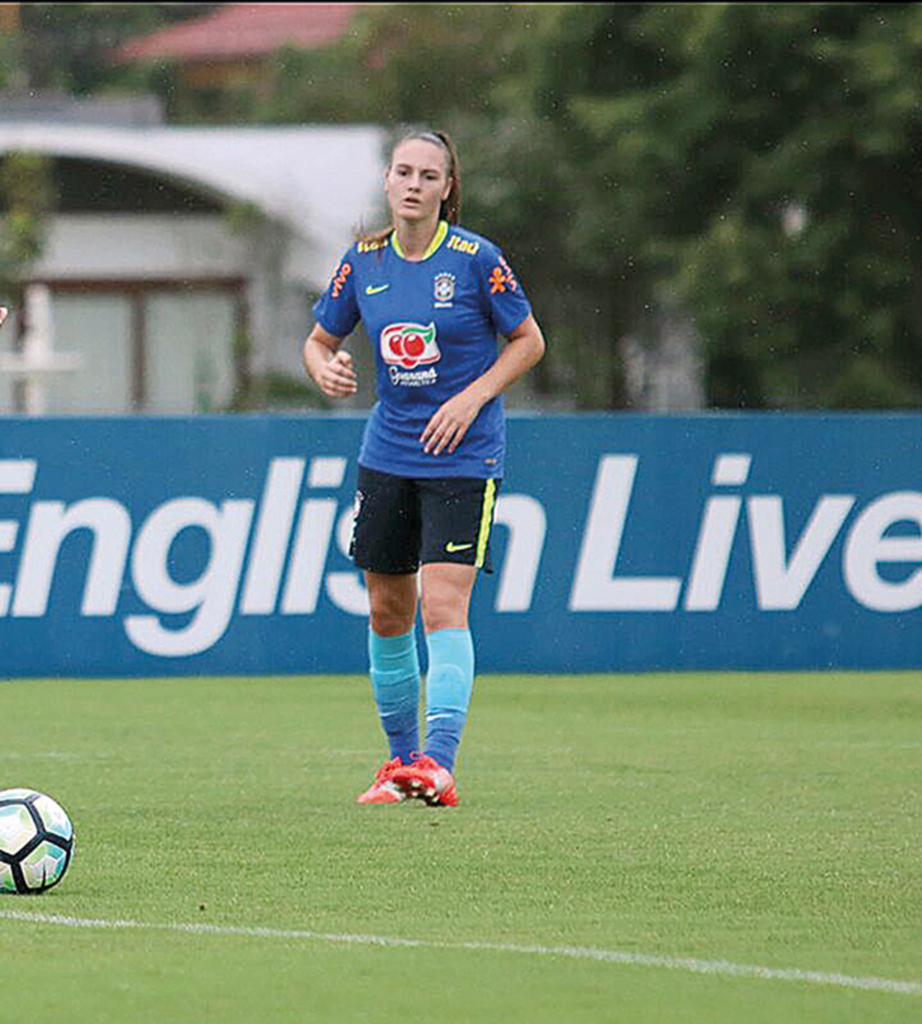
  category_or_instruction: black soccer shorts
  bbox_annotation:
[349,465,502,575]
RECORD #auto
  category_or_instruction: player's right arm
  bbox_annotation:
[304,249,362,399]
[302,323,358,399]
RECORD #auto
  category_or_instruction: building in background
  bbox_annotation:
[0,118,387,415]
[115,3,359,113]
[0,3,386,417]
[118,3,357,61]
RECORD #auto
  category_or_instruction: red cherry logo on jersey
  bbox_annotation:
[404,333,425,358]
[380,322,440,369]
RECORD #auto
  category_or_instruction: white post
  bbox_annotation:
[0,285,81,414]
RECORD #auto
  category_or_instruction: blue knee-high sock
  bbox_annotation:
[424,627,474,773]
[368,628,420,764]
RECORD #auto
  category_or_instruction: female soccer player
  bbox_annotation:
[302,128,546,806]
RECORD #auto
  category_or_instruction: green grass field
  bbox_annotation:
[1,671,919,1023]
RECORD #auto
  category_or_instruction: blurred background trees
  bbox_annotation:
[4,2,922,410]
[0,151,54,307]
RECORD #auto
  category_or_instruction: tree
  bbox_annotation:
[243,4,528,126]
[566,3,922,408]
[0,151,54,302]
[11,4,217,95]
[350,2,922,410]
[453,4,664,408]
[14,2,922,410]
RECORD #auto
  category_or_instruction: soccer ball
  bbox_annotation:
[0,789,75,894]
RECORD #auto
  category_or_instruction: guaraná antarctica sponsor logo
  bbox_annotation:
[380,321,441,386]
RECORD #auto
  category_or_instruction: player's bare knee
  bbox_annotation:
[367,586,416,637]
[420,592,466,633]
[368,596,414,636]
[365,571,417,635]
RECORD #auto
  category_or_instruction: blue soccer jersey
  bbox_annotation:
[312,221,532,479]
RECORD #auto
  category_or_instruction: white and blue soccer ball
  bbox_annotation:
[0,789,75,894]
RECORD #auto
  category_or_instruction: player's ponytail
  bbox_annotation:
[429,130,461,225]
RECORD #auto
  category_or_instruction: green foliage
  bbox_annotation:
[248,46,376,125]
[11,2,922,408]
[349,4,527,122]
[556,3,922,408]
[230,5,532,126]
[15,3,218,95]
[0,31,23,92]
[0,151,54,298]
[338,2,922,409]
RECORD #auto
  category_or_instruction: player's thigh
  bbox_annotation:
[418,476,502,572]
[350,465,421,574]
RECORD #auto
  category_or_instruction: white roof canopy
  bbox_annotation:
[0,124,390,256]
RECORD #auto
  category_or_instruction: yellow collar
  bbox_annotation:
[391,220,449,261]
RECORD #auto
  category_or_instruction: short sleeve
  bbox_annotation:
[311,252,361,339]
[477,244,533,336]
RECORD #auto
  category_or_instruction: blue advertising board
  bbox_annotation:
[1,412,921,677]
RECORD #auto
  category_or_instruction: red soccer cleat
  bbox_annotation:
[390,754,459,807]
[356,757,406,805]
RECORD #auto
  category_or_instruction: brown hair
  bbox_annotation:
[358,128,461,248]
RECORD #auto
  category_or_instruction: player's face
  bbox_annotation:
[385,139,452,224]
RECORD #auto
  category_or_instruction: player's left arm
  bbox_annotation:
[420,314,546,456]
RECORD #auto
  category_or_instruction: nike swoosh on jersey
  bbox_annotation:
[445,542,473,553]
[365,284,390,295]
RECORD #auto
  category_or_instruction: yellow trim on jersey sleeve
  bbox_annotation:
[475,479,498,570]
[391,220,449,261]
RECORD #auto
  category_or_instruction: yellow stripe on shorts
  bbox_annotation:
[475,479,497,569]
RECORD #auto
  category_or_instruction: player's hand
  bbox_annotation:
[420,389,485,456]
[317,350,357,398]
[0,307,8,329]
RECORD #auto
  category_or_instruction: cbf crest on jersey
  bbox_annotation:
[433,272,456,308]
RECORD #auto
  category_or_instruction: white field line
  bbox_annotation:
[1,908,920,998]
